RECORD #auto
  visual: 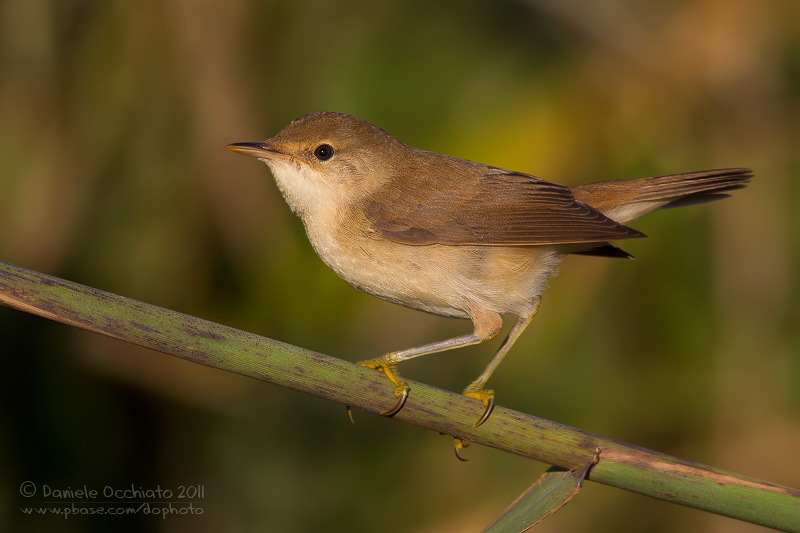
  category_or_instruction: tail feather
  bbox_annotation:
[571,168,753,225]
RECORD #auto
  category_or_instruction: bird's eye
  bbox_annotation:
[313,144,334,161]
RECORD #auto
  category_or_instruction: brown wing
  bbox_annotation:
[365,169,645,246]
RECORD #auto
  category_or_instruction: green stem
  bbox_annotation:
[1,260,798,531]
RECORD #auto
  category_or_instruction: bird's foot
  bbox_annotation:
[462,384,495,428]
[357,358,409,417]
[453,438,471,461]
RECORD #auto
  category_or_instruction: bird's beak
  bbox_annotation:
[226,142,279,159]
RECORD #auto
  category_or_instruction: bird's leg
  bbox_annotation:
[358,306,503,417]
[463,300,540,427]
[360,335,482,416]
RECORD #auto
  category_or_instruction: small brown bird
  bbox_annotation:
[228,112,751,426]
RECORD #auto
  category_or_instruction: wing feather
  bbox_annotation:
[365,169,645,246]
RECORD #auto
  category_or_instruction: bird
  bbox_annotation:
[227,112,752,427]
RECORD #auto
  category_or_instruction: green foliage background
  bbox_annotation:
[1,1,798,531]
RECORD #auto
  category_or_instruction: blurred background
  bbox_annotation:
[1,1,798,531]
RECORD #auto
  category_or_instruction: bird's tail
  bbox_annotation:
[571,168,753,225]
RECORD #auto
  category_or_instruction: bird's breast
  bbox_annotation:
[300,208,562,320]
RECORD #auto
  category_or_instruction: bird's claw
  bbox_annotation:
[463,387,495,428]
[473,395,495,428]
[358,359,411,418]
[454,438,470,461]
[379,385,409,417]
